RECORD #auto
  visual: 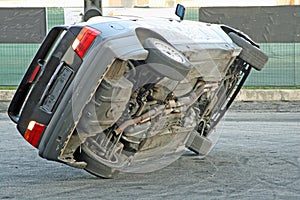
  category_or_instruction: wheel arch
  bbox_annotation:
[221,25,260,49]
[135,27,172,47]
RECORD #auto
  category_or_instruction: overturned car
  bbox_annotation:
[8,6,268,178]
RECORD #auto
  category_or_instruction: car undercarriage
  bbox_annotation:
[58,32,265,178]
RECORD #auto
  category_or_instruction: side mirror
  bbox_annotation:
[175,4,185,21]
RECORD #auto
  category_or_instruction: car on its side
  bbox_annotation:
[8,5,268,178]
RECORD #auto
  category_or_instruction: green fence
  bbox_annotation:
[247,43,300,87]
[0,7,64,86]
[0,7,299,87]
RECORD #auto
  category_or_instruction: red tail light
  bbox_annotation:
[24,121,45,148]
[72,27,101,58]
[28,65,41,83]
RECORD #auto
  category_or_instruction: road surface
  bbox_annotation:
[1,101,299,199]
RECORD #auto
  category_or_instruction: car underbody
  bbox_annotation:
[57,24,264,177]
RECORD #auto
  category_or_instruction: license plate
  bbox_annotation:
[42,65,73,112]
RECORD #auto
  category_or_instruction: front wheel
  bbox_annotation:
[228,32,268,71]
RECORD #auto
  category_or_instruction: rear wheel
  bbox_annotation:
[75,142,120,178]
[143,38,191,81]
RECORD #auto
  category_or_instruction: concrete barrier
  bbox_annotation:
[235,89,300,101]
[1,89,300,102]
[0,90,15,101]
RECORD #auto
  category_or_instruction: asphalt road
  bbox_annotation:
[1,101,299,199]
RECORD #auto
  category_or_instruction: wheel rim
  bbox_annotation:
[153,41,185,63]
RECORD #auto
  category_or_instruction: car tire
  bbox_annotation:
[143,38,191,81]
[228,32,268,71]
[75,144,120,178]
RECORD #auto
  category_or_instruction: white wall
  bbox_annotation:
[103,0,278,7]
[180,0,277,7]
[0,0,281,8]
[0,0,83,7]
